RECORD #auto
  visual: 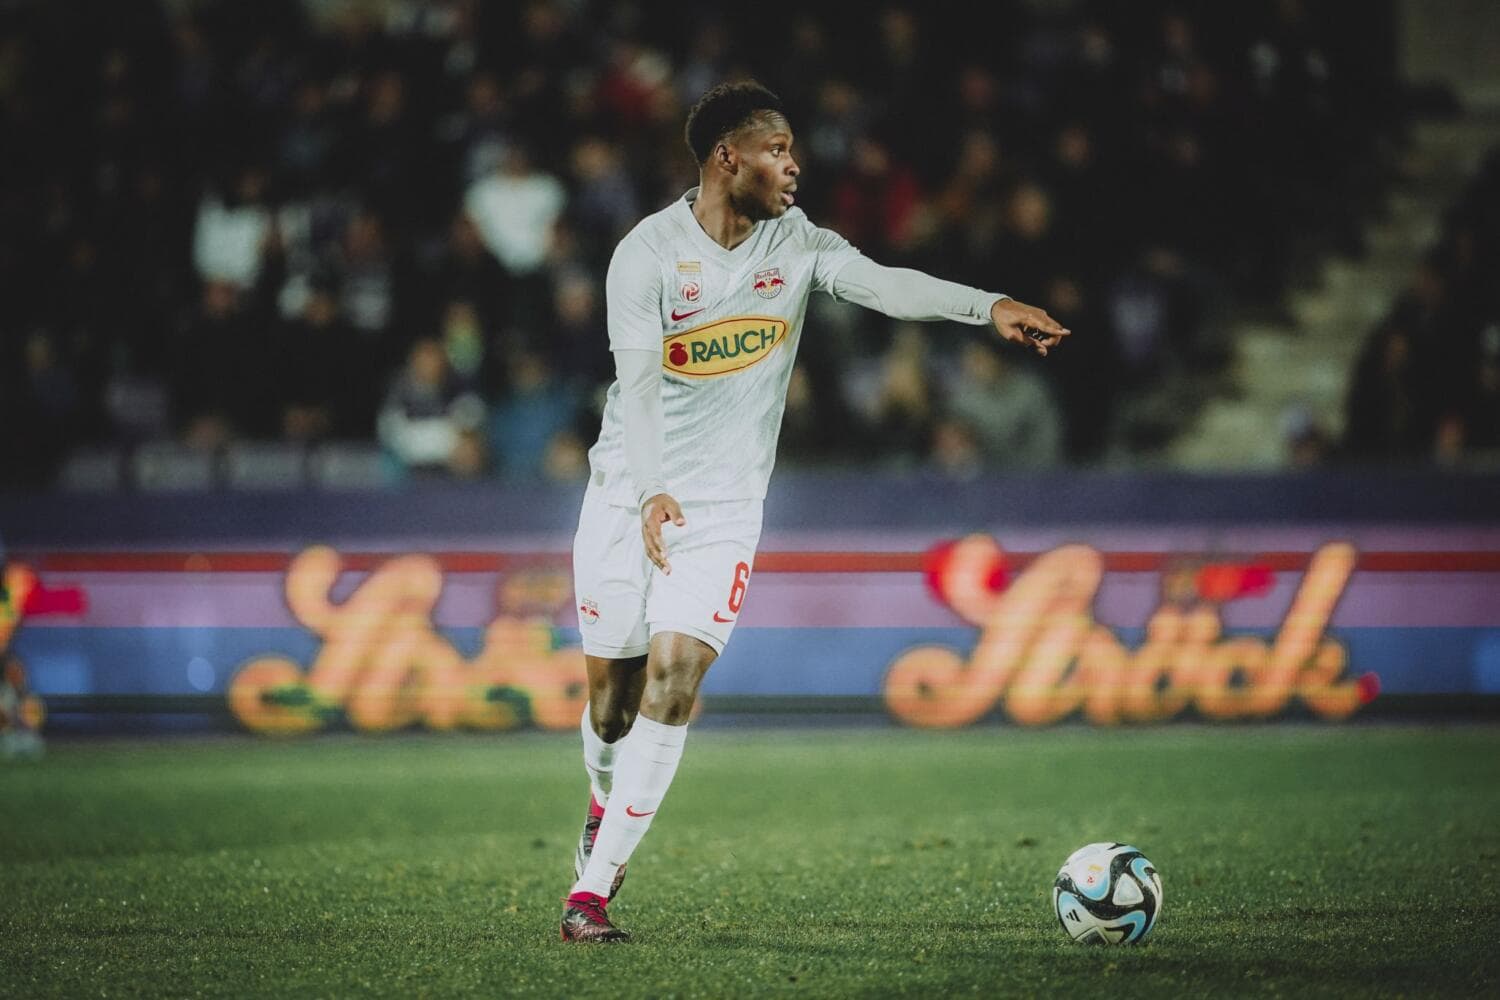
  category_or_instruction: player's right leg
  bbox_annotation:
[565,667,637,939]
[574,654,644,900]
[564,487,651,941]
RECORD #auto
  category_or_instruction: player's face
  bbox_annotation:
[730,118,800,221]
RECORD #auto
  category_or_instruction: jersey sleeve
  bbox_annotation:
[831,257,1006,325]
[605,234,664,352]
[613,347,666,505]
[809,225,868,296]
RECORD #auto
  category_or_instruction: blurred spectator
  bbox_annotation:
[546,269,612,388]
[448,427,490,480]
[943,339,1063,469]
[24,331,81,440]
[542,428,591,483]
[930,417,984,480]
[192,167,275,290]
[102,369,171,446]
[778,363,857,467]
[805,80,869,177]
[464,143,565,277]
[831,134,924,261]
[171,280,270,439]
[931,129,1009,283]
[349,71,423,231]
[437,72,513,187]
[487,350,579,480]
[377,338,485,476]
[988,180,1063,303]
[1047,122,1120,280]
[1281,404,1333,469]
[464,142,565,330]
[567,137,641,261]
[416,212,510,332]
[273,285,373,441]
[1104,249,1196,389]
[278,80,339,197]
[595,37,675,131]
[1343,323,1425,462]
[334,209,400,338]
[852,326,937,467]
[675,22,730,113]
[11,331,82,483]
[440,299,486,388]
[1040,275,1117,461]
[1462,324,1500,454]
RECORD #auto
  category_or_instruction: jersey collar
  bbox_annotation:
[675,187,761,264]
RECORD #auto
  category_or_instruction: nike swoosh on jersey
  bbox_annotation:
[670,307,704,321]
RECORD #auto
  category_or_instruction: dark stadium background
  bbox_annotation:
[0,2,1498,996]
[2,0,1492,485]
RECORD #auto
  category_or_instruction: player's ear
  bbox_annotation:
[714,141,736,175]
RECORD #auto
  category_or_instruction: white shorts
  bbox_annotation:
[572,484,763,658]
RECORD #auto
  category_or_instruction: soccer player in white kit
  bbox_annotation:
[562,82,1069,942]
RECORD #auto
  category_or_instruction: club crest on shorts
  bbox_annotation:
[752,267,785,299]
[578,598,600,625]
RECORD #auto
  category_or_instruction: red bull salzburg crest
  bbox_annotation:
[752,267,785,299]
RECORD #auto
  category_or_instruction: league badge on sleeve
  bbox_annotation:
[752,267,785,299]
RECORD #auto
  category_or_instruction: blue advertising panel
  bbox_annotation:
[4,473,1499,732]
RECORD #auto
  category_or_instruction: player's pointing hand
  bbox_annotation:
[641,493,686,574]
[991,298,1071,357]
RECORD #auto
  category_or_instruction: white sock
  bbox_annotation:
[572,715,687,898]
[580,705,619,806]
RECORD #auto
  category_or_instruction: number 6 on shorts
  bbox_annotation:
[728,561,750,614]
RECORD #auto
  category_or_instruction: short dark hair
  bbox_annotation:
[684,81,787,164]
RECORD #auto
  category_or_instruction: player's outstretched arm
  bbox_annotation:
[826,255,1070,356]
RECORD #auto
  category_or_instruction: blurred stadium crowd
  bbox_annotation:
[0,0,1425,488]
[1342,146,1500,465]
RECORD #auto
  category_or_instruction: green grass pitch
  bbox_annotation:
[2,724,1498,998]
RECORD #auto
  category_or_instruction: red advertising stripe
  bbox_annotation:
[23,550,1500,574]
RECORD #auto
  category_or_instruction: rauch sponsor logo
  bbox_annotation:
[662,316,788,377]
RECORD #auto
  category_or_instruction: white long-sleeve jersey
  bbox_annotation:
[586,187,1006,506]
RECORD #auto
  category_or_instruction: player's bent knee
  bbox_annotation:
[592,705,635,743]
[639,633,715,725]
[640,693,694,726]
[639,669,700,725]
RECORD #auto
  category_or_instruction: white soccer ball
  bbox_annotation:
[1052,842,1162,945]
